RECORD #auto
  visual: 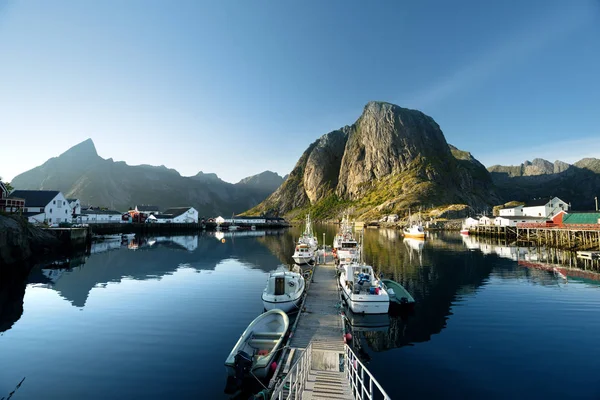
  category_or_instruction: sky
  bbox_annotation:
[1,0,599,183]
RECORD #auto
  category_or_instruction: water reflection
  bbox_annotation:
[26,231,287,310]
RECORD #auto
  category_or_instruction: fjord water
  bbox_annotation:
[2,229,600,399]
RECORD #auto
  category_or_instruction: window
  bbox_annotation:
[57,201,62,209]
[65,210,67,214]
[48,218,52,223]
[24,208,28,212]
[57,218,61,223]
[50,209,52,214]
[53,200,56,204]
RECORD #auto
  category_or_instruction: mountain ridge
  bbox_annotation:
[10,139,284,215]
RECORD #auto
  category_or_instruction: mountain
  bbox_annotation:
[10,139,283,216]
[488,158,600,210]
[236,171,285,193]
[246,101,499,220]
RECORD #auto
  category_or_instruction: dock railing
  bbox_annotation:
[271,342,313,400]
[345,344,391,400]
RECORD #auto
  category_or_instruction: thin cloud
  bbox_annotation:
[407,3,596,109]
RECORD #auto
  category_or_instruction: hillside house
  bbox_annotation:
[162,207,199,223]
[0,181,25,213]
[494,216,548,227]
[10,190,69,224]
[522,197,569,218]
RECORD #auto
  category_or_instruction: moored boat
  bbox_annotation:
[381,279,415,308]
[262,271,305,313]
[339,263,390,314]
[298,214,318,250]
[224,309,289,381]
[292,243,315,265]
[403,224,425,239]
[460,227,469,235]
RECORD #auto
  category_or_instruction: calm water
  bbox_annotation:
[2,227,600,399]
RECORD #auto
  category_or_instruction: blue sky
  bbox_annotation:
[1,0,599,183]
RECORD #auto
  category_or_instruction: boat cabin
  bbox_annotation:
[342,264,381,295]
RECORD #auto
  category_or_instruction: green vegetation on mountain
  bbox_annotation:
[246,101,500,221]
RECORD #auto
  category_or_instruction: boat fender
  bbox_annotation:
[288,281,295,287]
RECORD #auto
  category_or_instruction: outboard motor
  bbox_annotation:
[233,350,253,386]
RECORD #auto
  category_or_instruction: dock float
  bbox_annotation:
[269,250,390,400]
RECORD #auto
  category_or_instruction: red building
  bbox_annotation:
[0,181,25,213]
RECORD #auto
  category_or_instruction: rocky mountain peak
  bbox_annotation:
[59,138,99,159]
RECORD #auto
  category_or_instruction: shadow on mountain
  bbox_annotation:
[27,230,288,308]
[490,164,600,210]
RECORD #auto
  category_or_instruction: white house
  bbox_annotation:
[67,198,81,217]
[10,190,70,225]
[494,216,548,227]
[162,207,199,223]
[215,216,225,225]
[498,206,523,217]
[146,214,173,223]
[522,197,569,218]
[464,217,479,227]
[77,209,124,224]
[225,216,267,224]
[478,216,494,226]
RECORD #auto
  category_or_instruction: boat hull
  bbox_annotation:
[460,229,469,235]
[403,232,425,239]
[340,286,389,314]
[262,295,302,313]
[292,255,314,265]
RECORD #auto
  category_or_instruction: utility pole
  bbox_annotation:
[595,196,598,212]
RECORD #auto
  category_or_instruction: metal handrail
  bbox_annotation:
[345,344,391,400]
[271,342,313,400]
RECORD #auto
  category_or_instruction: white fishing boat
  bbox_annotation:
[339,263,390,314]
[333,213,353,250]
[298,214,318,250]
[292,243,315,265]
[261,271,305,313]
[403,224,425,239]
[224,309,289,380]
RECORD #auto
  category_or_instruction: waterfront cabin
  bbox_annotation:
[562,212,600,226]
[551,210,568,225]
[161,207,199,223]
[134,205,160,215]
[478,216,493,226]
[0,181,25,213]
[77,209,124,224]
[464,217,479,227]
[10,190,69,225]
[494,216,548,227]
[522,197,569,218]
[499,206,523,217]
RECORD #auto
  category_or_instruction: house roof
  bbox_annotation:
[163,207,194,218]
[525,198,551,207]
[9,190,60,207]
[563,212,600,225]
[0,181,8,195]
[81,209,122,215]
[136,205,160,212]
[150,214,173,220]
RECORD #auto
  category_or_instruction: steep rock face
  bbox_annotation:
[11,140,282,215]
[303,128,349,202]
[337,102,451,199]
[0,215,60,269]
[248,101,499,219]
[489,158,600,209]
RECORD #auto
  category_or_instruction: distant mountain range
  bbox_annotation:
[488,158,600,210]
[10,139,284,216]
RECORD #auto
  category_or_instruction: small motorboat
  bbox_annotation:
[339,263,390,314]
[262,271,305,313]
[381,279,415,309]
[460,226,470,235]
[292,243,315,265]
[224,309,289,382]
